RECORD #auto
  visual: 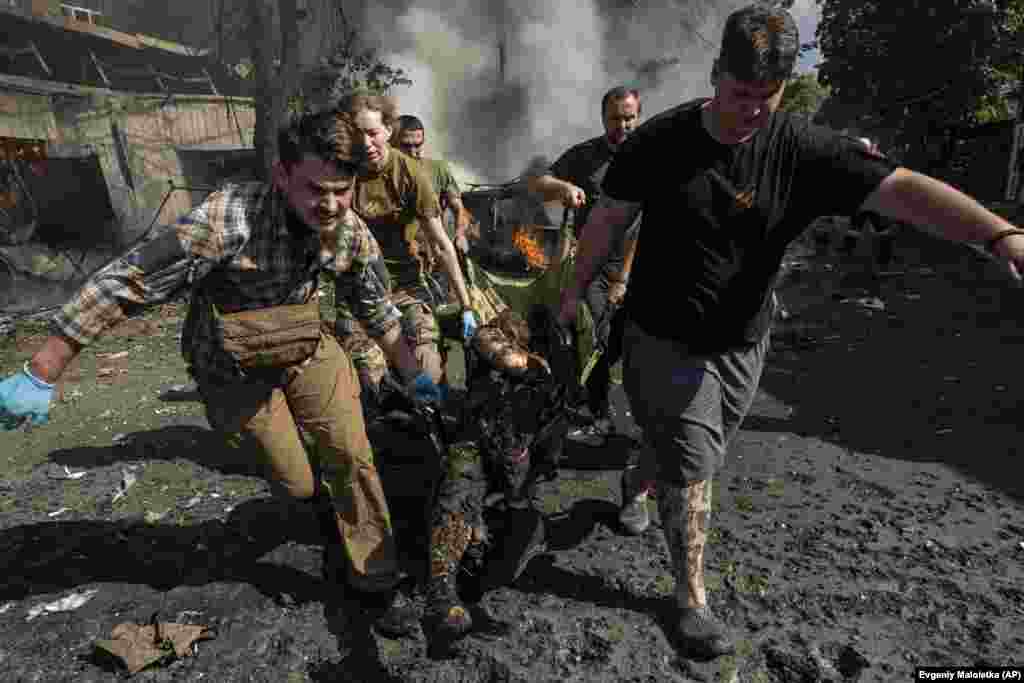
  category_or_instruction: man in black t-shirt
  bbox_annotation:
[527,86,642,457]
[558,4,1024,662]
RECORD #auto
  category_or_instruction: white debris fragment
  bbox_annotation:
[111,469,138,504]
[98,409,115,419]
[26,589,99,621]
[143,510,168,524]
[112,433,132,446]
[0,602,15,614]
[184,496,202,509]
[48,507,69,518]
[96,351,130,361]
[51,465,87,481]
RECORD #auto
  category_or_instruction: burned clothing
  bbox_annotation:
[463,308,576,503]
[52,182,401,385]
[353,149,442,293]
[603,99,897,353]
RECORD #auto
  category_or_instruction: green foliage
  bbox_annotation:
[287,9,411,116]
[779,72,831,116]
[816,0,1023,152]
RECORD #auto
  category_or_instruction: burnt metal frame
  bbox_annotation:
[0,41,52,77]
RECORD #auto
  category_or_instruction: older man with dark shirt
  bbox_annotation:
[527,86,645,529]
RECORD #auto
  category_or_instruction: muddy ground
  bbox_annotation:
[1,228,1023,682]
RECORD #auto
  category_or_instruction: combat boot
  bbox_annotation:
[424,512,474,640]
[314,490,419,638]
[657,479,735,661]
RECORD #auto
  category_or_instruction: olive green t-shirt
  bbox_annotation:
[352,149,441,292]
[417,157,462,238]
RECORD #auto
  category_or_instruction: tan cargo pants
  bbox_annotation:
[197,333,400,593]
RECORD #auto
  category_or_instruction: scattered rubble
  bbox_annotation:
[25,588,99,621]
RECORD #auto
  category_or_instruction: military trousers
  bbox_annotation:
[197,333,400,592]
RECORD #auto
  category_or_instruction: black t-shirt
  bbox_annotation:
[602,98,897,352]
[549,136,640,276]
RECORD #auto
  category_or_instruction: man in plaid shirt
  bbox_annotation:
[0,110,439,638]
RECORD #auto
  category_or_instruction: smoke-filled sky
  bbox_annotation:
[358,0,821,185]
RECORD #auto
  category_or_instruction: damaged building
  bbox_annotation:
[0,1,256,257]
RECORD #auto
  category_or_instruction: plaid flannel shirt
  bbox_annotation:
[51,181,402,384]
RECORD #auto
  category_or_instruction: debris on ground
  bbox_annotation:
[50,465,86,480]
[838,296,886,311]
[94,620,214,675]
[111,468,138,504]
[26,589,100,621]
[95,351,130,362]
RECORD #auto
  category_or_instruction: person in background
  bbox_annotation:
[526,85,645,534]
[394,114,473,260]
[333,94,478,406]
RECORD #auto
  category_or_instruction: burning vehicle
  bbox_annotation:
[461,181,570,277]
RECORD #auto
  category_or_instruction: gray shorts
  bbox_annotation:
[622,320,767,485]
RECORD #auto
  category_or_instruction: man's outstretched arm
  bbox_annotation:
[860,168,1024,275]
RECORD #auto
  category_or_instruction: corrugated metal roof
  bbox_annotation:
[0,9,252,97]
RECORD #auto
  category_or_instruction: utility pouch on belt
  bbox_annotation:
[213,299,322,369]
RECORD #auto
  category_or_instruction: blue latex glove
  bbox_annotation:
[410,371,442,406]
[462,309,478,341]
[0,362,55,430]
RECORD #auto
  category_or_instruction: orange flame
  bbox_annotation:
[511,224,549,269]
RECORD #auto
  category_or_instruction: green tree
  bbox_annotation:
[779,72,830,116]
[209,1,409,180]
[816,0,1021,166]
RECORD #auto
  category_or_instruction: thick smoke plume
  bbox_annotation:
[359,1,749,185]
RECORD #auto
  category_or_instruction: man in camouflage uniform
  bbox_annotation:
[0,110,443,637]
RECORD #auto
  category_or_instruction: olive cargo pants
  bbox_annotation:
[198,333,400,592]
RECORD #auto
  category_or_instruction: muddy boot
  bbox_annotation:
[315,491,419,638]
[424,512,474,640]
[357,584,420,639]
[658,479,735,661]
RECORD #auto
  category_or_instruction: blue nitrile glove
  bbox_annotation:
[410,371,442,406]
[0,362,55,430]
[461,309,478,341]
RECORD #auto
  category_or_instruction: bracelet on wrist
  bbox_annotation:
[985,228,1024,253]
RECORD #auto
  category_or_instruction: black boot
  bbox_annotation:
[356,584,421,639]
[315,491,420,638]
[676,605,736,660]
[424,513,474,640]
[658,480,735,661]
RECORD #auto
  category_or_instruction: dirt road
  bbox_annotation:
[1,229,1022,682]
